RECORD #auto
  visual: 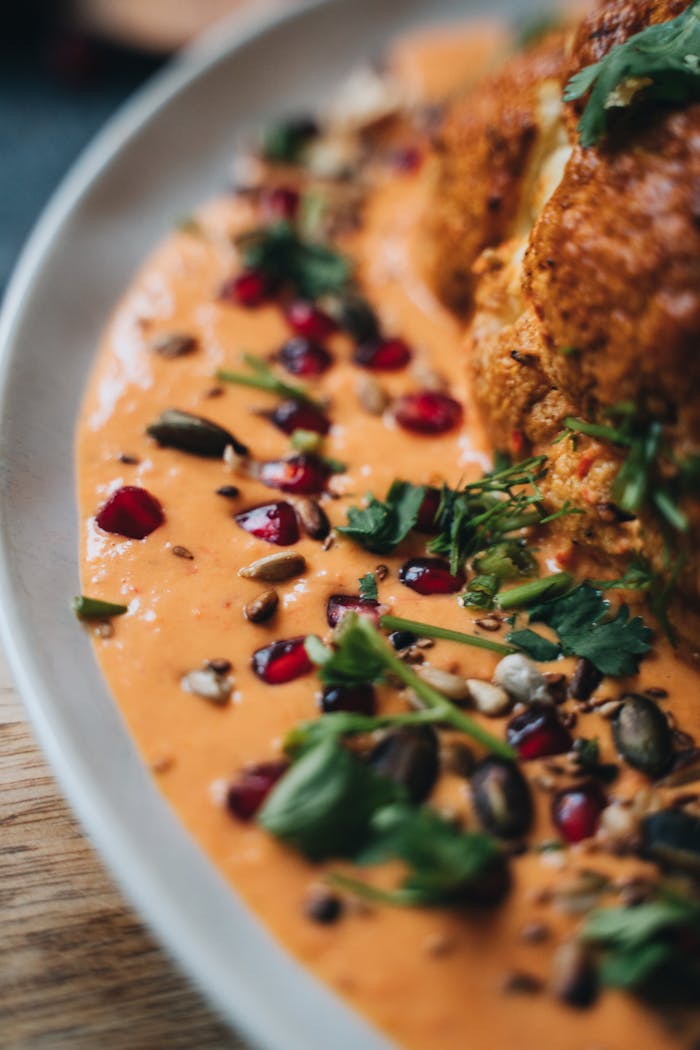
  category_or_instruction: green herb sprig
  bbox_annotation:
[217,352,323,408]
[236,220,352,301]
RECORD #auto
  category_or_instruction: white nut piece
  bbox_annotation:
[493,653,551,704]
[181,668,232,705]
[466,679,511,717]
[415,665,470,702]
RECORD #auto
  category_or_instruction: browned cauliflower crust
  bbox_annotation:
[429,0,700,646]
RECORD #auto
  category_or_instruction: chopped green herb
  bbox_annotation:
[572,737,619,783]
[461,573,500,610]
[338,481,426,554]
[217,352,323,408]
[358,572,378,601]
[472,539,537,580]
[379,614,514,657]
[72,595,128,620]
[237,221,352,301]
[504,628,561,662]
[321,456,347,475]
[290,429,323,453]
[261,117,318,164]
[564,0,700,147]
[496,572,574,611]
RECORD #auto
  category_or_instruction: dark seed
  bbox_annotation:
[320,684,376,716]
[150,332,197,359]
[206,658,232,674]
[118,453,139,465]
[661,748,700,787]
[334,295,381,342]
[501,971,543,995]
[296,498,331,540]
[471,758,533,839]
[642,809,700,874]
[304,889,343,924]
[368,726,439,804]
[390,630,418,650]
[147,408,248,458]
[612,694,673,776]
[172,545,194,560]
[550,942,598,1008]
[440,740,476,778]
[544,673,568,705]
[244,589,279,624]
[568,658,603,700]
[216,485,240,498]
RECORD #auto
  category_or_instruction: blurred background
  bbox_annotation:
[0,0,265,295]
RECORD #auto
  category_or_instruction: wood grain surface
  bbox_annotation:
[0,649,246,1050]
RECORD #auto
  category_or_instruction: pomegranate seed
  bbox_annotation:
[220,269,271,308]
[279,336,332,376]
[391,146,423,172]
[354,337,411,372]
[267,399,330,436]
[234,502,299,545]
[259,454,330,494]
[252,636,313,684]
[506,704,573,761]
[96,486,164,539]
[394,391,463,435]
[262,185,300,221]
[398,557,464,595]
[284,300,337,341]
[551,782,607,844]
[415,487,441,534]
[326,594,381,628]
[226,761,288,821]
[320,684,377,716]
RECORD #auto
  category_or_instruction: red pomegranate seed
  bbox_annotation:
[262,185,300,221]
[259,454,330,494]
[398,557,464,595]
[219,269,271,308]
[267,398,330,436]
[415,487,441,534]
[252,636,314,685]
[234,501,299,545]
[326,594,381,628]
[394,391,463,435]
[320,684,377,716]
[506,704,573,761]
[96,486,164,539]
[354,337,411,372]
[279,336,332,376]
[284,300,337,341]
[226,761,288,821]
[551,782,607,844]
[392,146,423,172]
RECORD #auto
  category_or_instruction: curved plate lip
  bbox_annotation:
[0,0,522,1045]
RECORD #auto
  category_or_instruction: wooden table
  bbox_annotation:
[0,649,246,1049]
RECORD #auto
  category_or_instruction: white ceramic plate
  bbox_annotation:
[0,0,527,1045]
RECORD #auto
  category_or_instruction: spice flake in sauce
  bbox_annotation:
[76,15,700,1050]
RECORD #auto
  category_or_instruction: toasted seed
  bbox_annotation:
[544,672,567,705]
[471,757,533,839]
[356,374,388,415]
[549,942,598,1008]
[568,658,603,700]
[147,408,248,458]
[416,665,470,702]
[172,545,194,560]
[216,484,240,498]
[118,452,139,465]
[244,589,279,624]
[206,658,232,674]
[475,616,502,632]
[660,748,700,787]
[239,551,306,582]
[374,563,389,581]
[493,653,551,704]
[181,667,232,704]
[467,679,511,717]
[303,887,343,924]
[501,970,542,995]
[369,726,439,804]
[296,498,330,541]
[613,694,673,776]
[439,740,476,778]
[151,332,197,358]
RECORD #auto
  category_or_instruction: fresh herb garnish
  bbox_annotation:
[236,221,352,301]
[571,737,619,783]
[504,629,561,663]
[359,572,378,601]
[72,595,128,620]
[379,614,514,657]
[564,0,700,147]
[506,581,653,676]
[217,352,323,408]
[305,614,514,756]
[461,573,500,610]
[338,481,426,554]
[496,572,573,611]
[472,539,537,580]
[581,894,700,992]
[261,117,318,164]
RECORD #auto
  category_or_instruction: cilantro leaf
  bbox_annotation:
[505,629,561,662]
[528,582,652,676]
[338,481,426,554]
[237,221,352,301]
[358,572,378,601]
[461,573,500,610]
[564,0,700,147]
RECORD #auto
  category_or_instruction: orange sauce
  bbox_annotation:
[76,26,700,1050]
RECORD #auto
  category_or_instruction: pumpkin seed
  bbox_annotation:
[239,551,306,582]
[642,808,700,874]
[471,757,533,839]
[550,942,598,1008]
[244,589,280,624]
[147,408,248,458]
[356,374,388,416]
[612,694,673,776]
[368,726,439,804]
[296,498,330,540]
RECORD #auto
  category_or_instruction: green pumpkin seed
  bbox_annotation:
[147,409,248,458]
[612,694,673,776]
[642,809,700,874]
[471,757,533,839]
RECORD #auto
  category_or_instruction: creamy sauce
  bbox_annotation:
[77,27,700,1050]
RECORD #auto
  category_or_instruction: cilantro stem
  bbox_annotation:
[379,615,515,656]
[564,417,630,446]
[652,489,689,533]
[217,353,323,408]
[495,572,573,611]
